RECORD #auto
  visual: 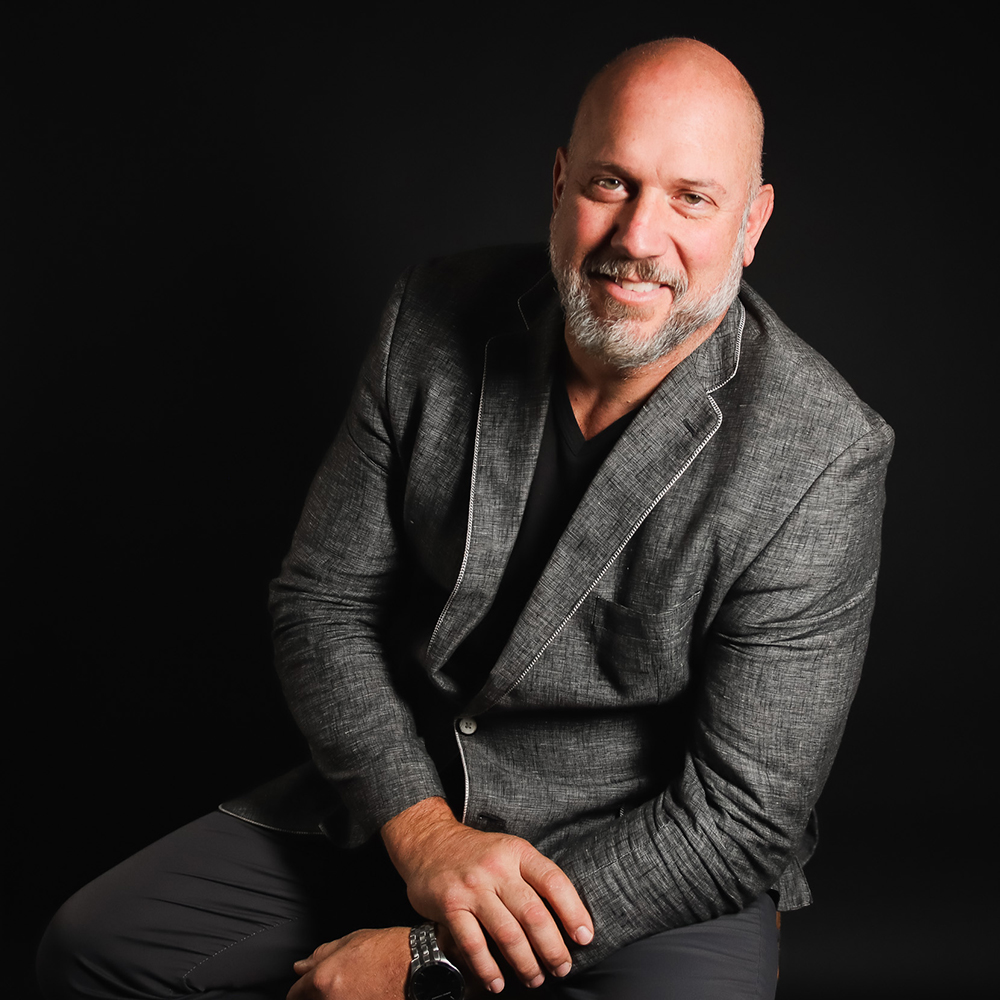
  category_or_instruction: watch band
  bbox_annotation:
[410,922,443,963]
[408,922,465,1000]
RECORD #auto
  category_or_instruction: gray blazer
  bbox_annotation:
[224,245,893,970]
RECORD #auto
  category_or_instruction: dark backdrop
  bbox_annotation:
[8,4,989,996]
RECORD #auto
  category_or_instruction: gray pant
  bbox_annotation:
[38,811,778,1000]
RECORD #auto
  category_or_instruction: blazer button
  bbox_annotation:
[457,716,478,735]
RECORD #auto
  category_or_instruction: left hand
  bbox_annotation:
[287,927,411,1000]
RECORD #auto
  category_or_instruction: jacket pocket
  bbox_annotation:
[589,590,702,701]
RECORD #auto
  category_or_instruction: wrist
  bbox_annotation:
[381,797,459,877]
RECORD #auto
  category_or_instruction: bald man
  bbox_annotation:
[39,39,891,1000]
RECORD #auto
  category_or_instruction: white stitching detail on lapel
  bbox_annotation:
[426,338,493,657]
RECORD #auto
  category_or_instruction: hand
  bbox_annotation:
[382,798,594,994]
[287,927,410,1000]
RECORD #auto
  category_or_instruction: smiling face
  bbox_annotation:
[549,40,774,371]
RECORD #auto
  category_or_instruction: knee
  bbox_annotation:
[37,893,88,999]
[36,883,134,1000]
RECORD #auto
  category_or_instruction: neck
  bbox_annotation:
[563,321,717,440]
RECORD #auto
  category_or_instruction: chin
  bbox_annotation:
[592,295,663,328]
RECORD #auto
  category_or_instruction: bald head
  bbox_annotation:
[569,38,764,200]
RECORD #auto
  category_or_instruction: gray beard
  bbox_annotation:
[549,226,746,371]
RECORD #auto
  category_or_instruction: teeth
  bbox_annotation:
[620,280,659,293]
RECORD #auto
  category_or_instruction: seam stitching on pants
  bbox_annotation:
[181,915,298,989]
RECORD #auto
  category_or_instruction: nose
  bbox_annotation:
[611,189,672,261]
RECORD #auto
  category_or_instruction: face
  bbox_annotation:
[549,57,773,370]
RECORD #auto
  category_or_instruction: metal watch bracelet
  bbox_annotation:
[408,922,465,1000]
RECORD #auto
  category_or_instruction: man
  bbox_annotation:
[39,38,891,1000]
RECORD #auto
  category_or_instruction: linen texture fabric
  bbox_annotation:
[223,244,893,972]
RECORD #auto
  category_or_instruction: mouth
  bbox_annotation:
[590,269,674,307]
[616,279,663,294]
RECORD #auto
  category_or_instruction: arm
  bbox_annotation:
[552,422,893,970]
[270,273,445,843]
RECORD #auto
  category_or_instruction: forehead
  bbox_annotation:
[572,60,754,190]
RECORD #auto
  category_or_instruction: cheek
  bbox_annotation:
[556,201,611,262]
[684,230,739,281]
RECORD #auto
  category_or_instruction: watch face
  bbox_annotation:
[410,962,464,1000]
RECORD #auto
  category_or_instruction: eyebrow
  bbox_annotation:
[675,177,728,195]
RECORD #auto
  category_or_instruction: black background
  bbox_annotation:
[7,3,990,996]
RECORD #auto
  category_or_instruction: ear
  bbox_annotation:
[741,183,774,267]
[552,147,569,213]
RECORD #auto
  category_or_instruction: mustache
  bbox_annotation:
[581,250,688,297]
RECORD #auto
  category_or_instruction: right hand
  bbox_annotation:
[382,798,593,994]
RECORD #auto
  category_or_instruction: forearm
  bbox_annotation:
[272,567,447,838]
[550,766,804,970]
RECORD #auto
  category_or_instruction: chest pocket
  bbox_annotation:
[589,589,702,701]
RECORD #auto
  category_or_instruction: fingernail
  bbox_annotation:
[554,962,572,978]
[528,974,545,988]
[488,978,504,993]
[576,926,593,945]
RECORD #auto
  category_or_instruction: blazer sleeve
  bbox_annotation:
[269,272,447,845]
[551,419,893,970]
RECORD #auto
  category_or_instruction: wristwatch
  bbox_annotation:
[407,922,465,1000]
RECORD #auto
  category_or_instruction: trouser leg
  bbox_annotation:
[37,810,417,1000]
[39,812,779,1000]
[540,893,779,1000]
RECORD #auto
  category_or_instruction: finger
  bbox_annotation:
[520,854,594,946]
[446,909,506,995]
[475,894,550,988]
[493,883,572,980]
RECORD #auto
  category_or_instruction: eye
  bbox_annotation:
[679,192,707,206]
[590,177,628,200]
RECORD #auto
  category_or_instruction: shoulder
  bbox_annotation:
[397,243,551,324]
[692,283,894,518]
[727,282,893,459]
[382,243,553,385]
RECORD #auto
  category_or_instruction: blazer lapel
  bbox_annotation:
[465,297,745,713]
[424,277,563,671]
